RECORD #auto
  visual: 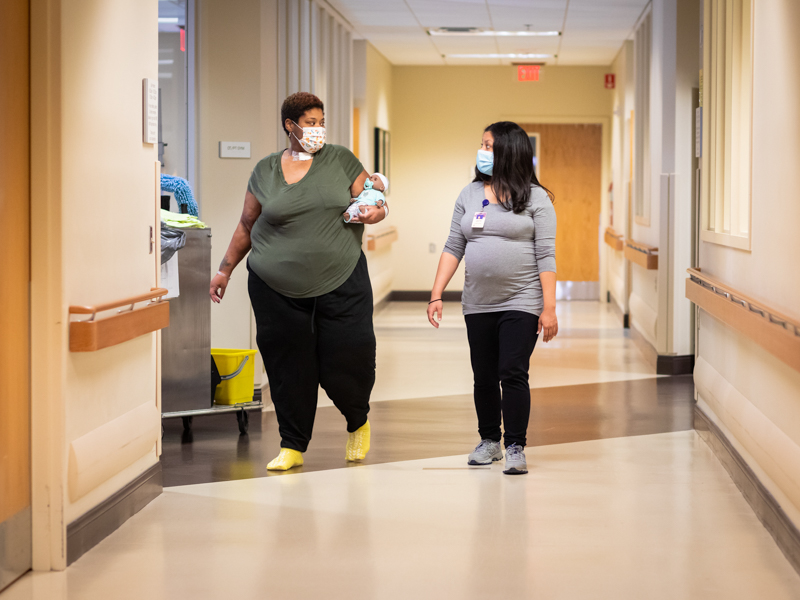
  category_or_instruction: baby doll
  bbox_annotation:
[344,173,388,223]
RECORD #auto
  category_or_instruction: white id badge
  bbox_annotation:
[472,212,486,228]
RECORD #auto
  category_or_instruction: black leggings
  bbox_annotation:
[248,253,376,452]
[464,311,540,448]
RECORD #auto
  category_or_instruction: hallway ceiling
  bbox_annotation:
[325,0,649,66]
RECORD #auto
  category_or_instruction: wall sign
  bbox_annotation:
[518,65,540,82]
[219,142,251,158]
[605,74,615,89]
[142,78,158,144]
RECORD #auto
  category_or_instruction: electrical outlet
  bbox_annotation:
[429,243,436,253]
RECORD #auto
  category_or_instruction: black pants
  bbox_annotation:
[464,311,539,448]
[248,253,376,452]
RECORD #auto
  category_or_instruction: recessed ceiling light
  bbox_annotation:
[446,53,552,59]
[429,28,559,37]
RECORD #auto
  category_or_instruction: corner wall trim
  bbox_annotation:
[694,405,800,577]
[390,291,462,302]
[66,462,162,566]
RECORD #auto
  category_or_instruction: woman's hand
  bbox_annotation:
[346,204,386,225]
[210,272,229,303]
[537,307,558,342]
[427,300,443,328]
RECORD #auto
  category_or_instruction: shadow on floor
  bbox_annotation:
[161,375,695,487]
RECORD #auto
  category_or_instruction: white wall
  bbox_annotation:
[696,0,800,525]
[627,0,699,356]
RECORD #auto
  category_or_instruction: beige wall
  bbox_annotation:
[607,41,634,316]
[354,41,394,303]
[197,0,276,365]
[389,65,614,291]
[696,0,800,525]
[197,0,358,389]
[31,0,161,568]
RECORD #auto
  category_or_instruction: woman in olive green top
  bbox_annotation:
[209,92,387,471]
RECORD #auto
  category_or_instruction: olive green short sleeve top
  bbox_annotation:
[246,144,365,298]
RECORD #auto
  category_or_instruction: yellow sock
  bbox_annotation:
[267,448,304,471]
[346,420,370,462]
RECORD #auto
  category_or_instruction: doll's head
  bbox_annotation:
[370,173,388,192]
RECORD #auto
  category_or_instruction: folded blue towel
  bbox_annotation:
[160,174,199,217]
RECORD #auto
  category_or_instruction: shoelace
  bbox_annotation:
[476,439,496,453]
[506,445,524,460]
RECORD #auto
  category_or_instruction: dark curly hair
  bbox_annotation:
[473,121,554,213]
[281,92,325,136]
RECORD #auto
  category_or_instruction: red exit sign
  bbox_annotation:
[517,65,541,82]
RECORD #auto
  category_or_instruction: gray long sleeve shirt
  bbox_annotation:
[443,182,557,316]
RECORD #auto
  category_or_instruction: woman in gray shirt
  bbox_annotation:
[427,121,558,475]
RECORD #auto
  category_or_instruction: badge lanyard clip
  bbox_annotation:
[472,199,489,229]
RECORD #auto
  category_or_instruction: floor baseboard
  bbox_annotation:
[608,293,629,329]
[695,405,800,576]
[628,322,694,375]
[656,354,694,375]
[67,462,162,565]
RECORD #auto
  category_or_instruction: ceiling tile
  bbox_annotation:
[327,0,648,66]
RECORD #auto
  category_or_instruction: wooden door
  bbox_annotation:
[522,123,602,282]
[0,0,31,590]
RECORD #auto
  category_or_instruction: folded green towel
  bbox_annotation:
[160,209,208,229]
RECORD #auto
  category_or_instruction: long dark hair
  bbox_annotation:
[473,121,554,213]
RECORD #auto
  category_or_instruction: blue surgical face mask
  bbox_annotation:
[476,149,494,176]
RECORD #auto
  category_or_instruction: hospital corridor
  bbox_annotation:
[1,0,800,598]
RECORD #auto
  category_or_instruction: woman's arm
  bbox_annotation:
[347,169,387,225]
[538,272,558,342]
[209,190,262,303]
[427,252,460,328]
[349,170,369,197]
[532,193,558,341]
[427,192,467,327]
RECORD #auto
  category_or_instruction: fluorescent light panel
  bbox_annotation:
[158,17,180,23]
[429,28,559,37]
[447,53,552,59]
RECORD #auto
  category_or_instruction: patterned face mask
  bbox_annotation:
[292,121,326,154]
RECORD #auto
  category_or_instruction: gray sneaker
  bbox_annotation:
[503,444,528,475]
[468,439,504,465]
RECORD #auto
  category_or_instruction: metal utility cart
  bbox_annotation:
[161,227,262,434]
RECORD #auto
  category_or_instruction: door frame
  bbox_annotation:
[30,0,68,571]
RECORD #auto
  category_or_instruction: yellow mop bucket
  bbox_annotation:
[211,348,258,405]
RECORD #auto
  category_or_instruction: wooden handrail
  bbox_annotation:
[686,268,800,373]
[604,227,624,251]
[366,226,398,252]
[625,239,658,270]
[68,288,170,352]
[69,288,168,319]
[625,239,658,254]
